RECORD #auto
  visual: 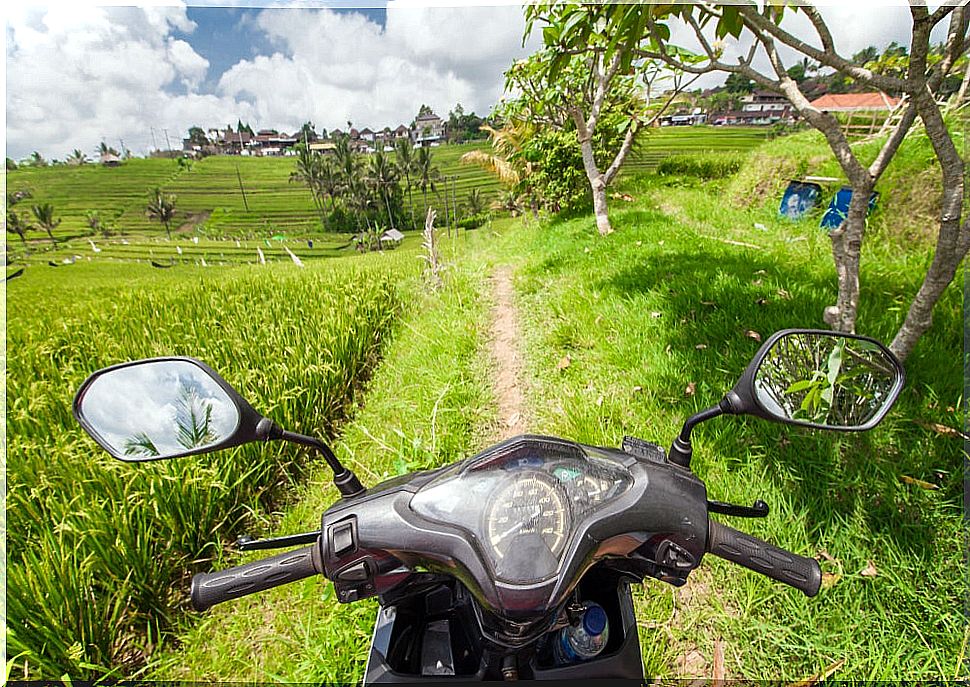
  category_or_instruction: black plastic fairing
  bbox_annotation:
[321,435,708,641]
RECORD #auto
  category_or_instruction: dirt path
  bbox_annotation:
[489,265,527,438]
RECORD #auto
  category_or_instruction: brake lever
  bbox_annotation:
[706,499,769,518]
[236,530,322,551]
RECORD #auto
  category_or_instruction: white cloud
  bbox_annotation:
[215,5,539,135]
[4,2,955,161]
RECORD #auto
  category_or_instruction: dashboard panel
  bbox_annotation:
[409,437,633,584]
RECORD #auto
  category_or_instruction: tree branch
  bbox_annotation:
[869,101,918,179]
[738,6,906,92]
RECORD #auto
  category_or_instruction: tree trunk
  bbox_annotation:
[591,176,612,236]
[826,179,873,333]
[46,227,56,245]
[383,189,395,231]
[889,88,970,360]
[405,173,415,229]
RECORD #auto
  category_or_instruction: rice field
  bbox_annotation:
[5,254,419,678]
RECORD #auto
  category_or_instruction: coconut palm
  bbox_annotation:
[28,151,46,167]
[466,188,487,217]
[67,149,88,166]
[368,149,399,231]
[290,145,326,225]
[395,138,417,229]
[460,121,539,217]
[6,210,33,251]
[492,190,524,217]
[414,146,441,216]
[146,187,177,239]
[318,156,342,212]
[31,203,61,244]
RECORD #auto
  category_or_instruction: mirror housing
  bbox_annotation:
[73,357,265,461]
[722,329,905,431]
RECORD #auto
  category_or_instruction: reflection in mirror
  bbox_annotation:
[77,359,241,460]
[754,333,899,429]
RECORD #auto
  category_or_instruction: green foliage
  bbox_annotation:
[6,258,411,678]
[521,128,590,212]
[457,212,489,229]
[655,152,745,179]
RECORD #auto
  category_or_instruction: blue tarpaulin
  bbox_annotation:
[820,186,879,230]
[779,180,823,219]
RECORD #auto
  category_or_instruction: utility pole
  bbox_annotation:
[119,139,127,158]
[150,127,158,153]
[163,128,172,152]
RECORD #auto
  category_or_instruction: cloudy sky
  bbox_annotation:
[4,1,944,162]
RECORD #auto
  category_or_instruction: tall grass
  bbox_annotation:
[6,258,414,677]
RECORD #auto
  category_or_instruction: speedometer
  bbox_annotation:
[485,472,569,566]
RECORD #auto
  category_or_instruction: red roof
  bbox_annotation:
[810,92,901,111]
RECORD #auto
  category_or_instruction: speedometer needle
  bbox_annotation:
[494,506,541,545]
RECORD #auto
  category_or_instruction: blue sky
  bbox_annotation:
[175,7,388,93]
[5,2,941,161]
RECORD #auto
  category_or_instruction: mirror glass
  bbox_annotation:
[753,332,900,429]
[77,359,241,460]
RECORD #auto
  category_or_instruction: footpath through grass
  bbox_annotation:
[472,173,962,679]
[148,244,497,682]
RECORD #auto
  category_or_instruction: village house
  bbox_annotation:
[808,92,902,112]
[414,111,444,146]
[248,129,299,156]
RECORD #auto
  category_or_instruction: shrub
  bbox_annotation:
[656,152,745,179]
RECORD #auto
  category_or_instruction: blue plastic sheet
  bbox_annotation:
[820,186,879,230]
[779,180,823,219]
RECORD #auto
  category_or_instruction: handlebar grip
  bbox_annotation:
[191,544,322,612]
[707,520,821,597]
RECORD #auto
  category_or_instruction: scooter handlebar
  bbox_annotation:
[707,520,821,597]
[191,542,323,612]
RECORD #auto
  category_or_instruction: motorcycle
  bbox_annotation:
[73,329,904,681]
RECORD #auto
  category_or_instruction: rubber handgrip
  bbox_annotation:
[707,520,821,597]
[191,544,322,612]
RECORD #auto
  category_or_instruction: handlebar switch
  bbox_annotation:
[337,560,371,583]
[656,539,696,572]
[329,517,358,559]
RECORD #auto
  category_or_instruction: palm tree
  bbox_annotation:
[318,156,342,212]
[414,146,441,216]
[31,203,61,244]
[368,149,399,231]
[466,188,487,218]
[395,138,417,229]
[67,149,88,166]
[290,145,326,226]
[492,190,524,217]
[28,151,46,167]
[146,187,177,239]
[6,210,33,251]
[460,121,539,217]
[97,141,119,157]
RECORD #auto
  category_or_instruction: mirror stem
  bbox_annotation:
[668,403,725,469]
[256,419,365,498]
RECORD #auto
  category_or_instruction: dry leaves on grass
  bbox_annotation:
[900,474,940,490]
[685,382,697,397]
[695,344,708,350]
[557,355,571,371]
[745,330,762,342]
[915,419,969,440]
[859,560,878,577]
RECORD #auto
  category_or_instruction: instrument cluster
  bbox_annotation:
[409,438,632,584]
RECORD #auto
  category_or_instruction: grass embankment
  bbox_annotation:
[6,253,417,678]
[148,243,497,682]
[472,162,962,676]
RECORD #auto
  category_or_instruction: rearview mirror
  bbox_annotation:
[726,329,904,431]
[73,357,264,461]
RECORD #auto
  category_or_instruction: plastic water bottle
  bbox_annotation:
[552,601,609,665]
